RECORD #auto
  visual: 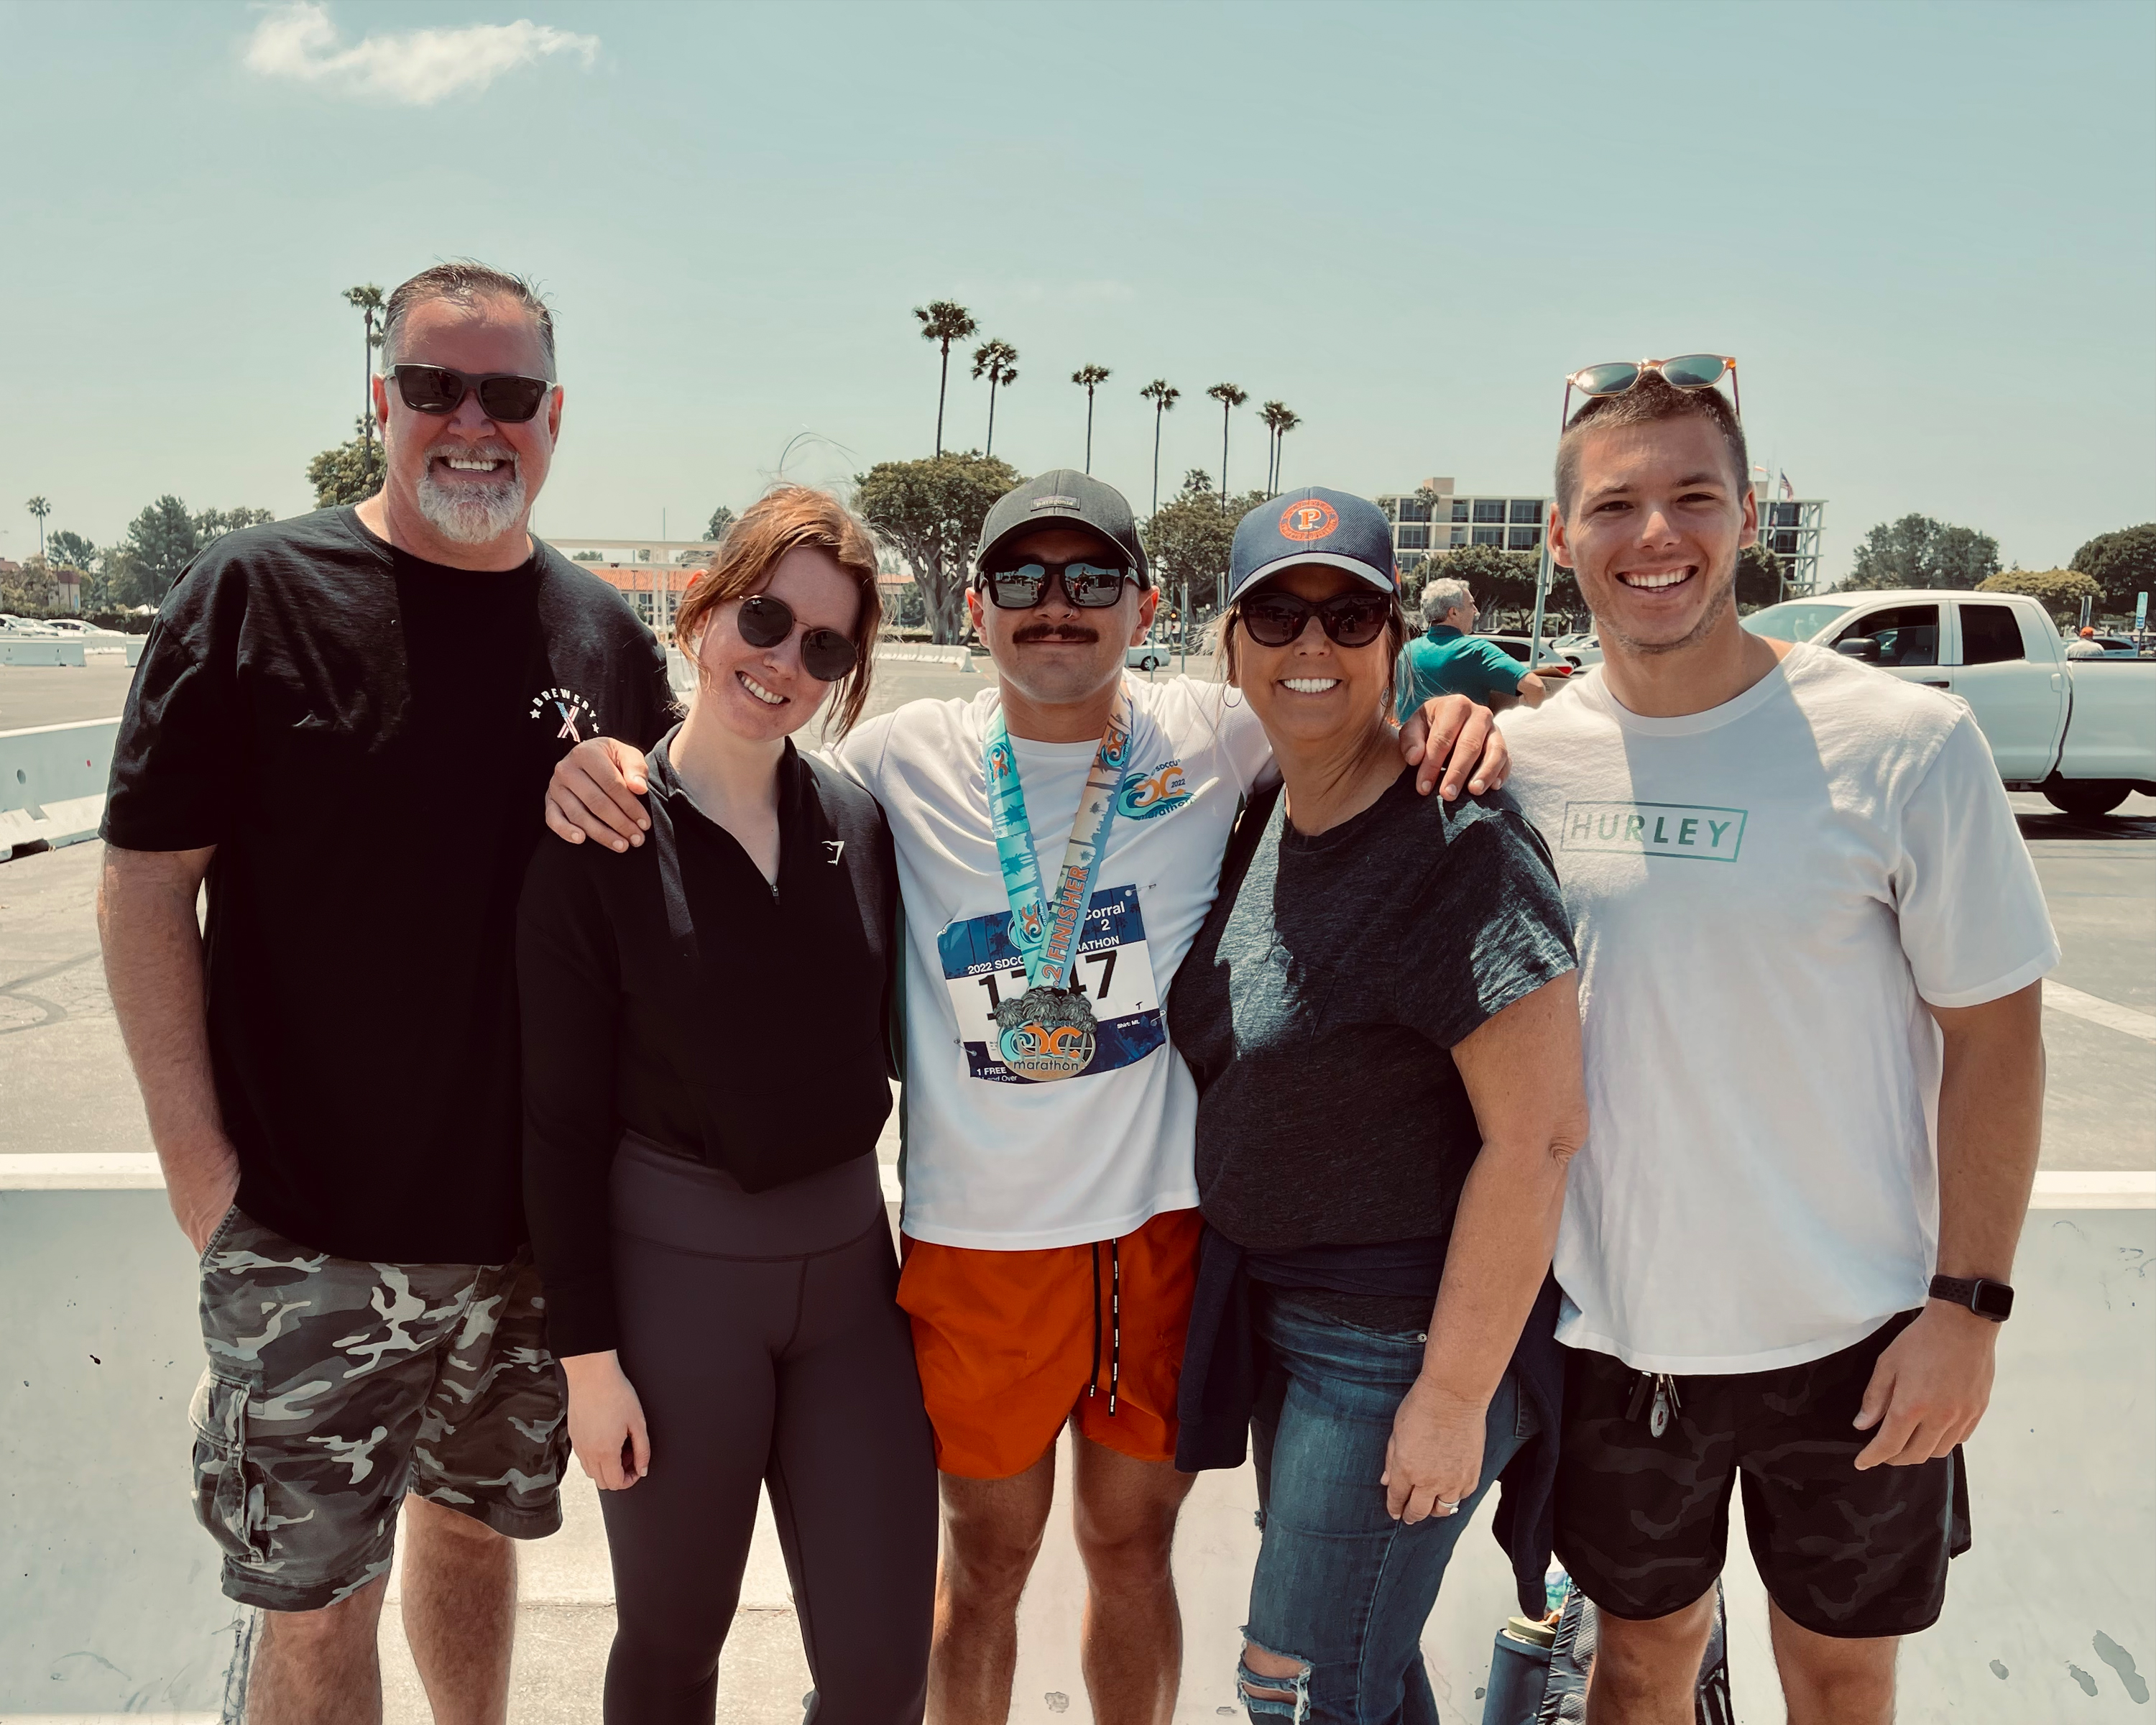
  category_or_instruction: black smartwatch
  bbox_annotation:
[1929,1274,2014,1321]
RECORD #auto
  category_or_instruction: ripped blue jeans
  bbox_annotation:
[1240,1293,1534,1724]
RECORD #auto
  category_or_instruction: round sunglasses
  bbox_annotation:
[391,363,555,424]
[1237,586,1393,650]
[1561,354,1739,428]
[736,594,858,682]
[978,558,1137,610]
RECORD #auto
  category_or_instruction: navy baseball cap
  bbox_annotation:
[975,469,1151,585]
[1226,487,1399,607]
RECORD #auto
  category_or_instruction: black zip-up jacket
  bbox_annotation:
[517,727,898,1357]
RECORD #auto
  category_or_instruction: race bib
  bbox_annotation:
[938,883,1164,1085]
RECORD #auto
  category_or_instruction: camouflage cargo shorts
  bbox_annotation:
[1554,1310,1972,1639]
[190,1206,568,1612]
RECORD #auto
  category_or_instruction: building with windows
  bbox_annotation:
[1376,476,1828,595]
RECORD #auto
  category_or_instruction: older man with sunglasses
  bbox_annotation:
[1494,360,2053,1724]
[544,469,1508,1724]
[98,262,675,1724]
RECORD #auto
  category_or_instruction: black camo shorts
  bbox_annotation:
[190,1206,568,1611]
[1554,1310,1971,1639]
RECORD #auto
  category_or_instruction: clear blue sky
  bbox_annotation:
[2,0,2151,583]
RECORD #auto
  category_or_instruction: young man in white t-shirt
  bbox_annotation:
[543,470,1507,1725]
[1498,370,2054,1724]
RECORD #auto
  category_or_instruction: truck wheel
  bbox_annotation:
[2042,780,2132,818]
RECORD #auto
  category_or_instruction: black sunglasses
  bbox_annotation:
[391,363,555,424]
[978,558,1137,610]
[737,594,858,682]
[1238,586,1394,650]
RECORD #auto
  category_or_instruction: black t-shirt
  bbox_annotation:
[1168,769,1576,1322]
[517,733,900,1358]
[101,506,676,1264]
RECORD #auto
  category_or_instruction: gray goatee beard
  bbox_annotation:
[415,443,529,545]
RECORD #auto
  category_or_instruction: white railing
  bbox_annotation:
[1,717,119,853]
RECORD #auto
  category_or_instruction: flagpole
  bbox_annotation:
[1527,507,1553,670]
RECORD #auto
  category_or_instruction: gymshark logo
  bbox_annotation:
[1560,801,1747,862]
[824,840,845,864]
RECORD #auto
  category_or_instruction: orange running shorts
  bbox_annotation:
[896,1207,1202,1480]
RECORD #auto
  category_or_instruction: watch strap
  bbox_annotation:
[1929,1274,2014,1321]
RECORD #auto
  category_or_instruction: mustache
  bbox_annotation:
[1012,623,1100,643]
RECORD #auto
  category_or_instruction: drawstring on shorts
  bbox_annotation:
[1087,1237,1123,1417]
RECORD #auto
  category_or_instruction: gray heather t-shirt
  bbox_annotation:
[1167,768,1576,1324]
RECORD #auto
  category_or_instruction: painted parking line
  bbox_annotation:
[2046,980,2156,1042]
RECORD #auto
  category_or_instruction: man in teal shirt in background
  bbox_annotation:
[1396,576,1550,719]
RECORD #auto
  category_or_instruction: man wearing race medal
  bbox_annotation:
[543,470,1508,1725]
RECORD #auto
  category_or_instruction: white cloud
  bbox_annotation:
[243,2,599,106]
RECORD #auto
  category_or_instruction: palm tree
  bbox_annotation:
[25,496,50,558]
[344,285,387,456]
[1260,402,1302,493]
[972,339,1019,457]
[1139,380,1179,513]
[1072,364,1112,473]
[1206,383,1248,497]
[913,300,978,456]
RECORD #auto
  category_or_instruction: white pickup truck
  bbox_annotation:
[1745,589,2156,817]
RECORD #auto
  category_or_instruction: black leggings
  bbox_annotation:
[600,1137,937,1723]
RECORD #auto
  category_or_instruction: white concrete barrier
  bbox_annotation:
[84,638,146,666]
[875,643,976,671]
[0,717,118,855]
[4,1158,2149,1723]
[1,639,88,667]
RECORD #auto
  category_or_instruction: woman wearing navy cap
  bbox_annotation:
[1169,487,1586,1722]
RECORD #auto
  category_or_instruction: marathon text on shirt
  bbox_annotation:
[530,686,600,742]
[1559,800,1749,863]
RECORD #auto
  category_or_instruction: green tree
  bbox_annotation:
[121,496,203,599]
[1843,512,2000,591]
[2069,523,2156,618]
[196,506,275,543]
[1431,544,1542,625]
[1071,364,1111,474]
[1,556,63,615]
[1978,568,2103,625]
[1141,474,1268,616]
[706,504,737,543]
[46,528,97,573]
[852,451,1023,644]
[972,340,1019,458]
[1735,543,1786,610]
[344,285,387,456]
[1205,383,1247,496]
[25,495,50,558]
[913,300,977,457]
[307,435,387,507]
[1138,380,1179,515]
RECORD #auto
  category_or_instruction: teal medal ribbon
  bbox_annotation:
[982,688,1133,1082]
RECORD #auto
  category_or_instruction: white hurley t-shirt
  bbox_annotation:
[834,678,1274,1249]
[1499,644,2058,1373]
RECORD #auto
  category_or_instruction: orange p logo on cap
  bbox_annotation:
[1279,500,1339,541]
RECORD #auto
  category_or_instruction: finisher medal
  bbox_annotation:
[981,690,1133,1083]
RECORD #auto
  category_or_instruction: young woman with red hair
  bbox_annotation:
[517,486,933,1722]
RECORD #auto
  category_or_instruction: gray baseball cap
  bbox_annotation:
[974,469,1151,585]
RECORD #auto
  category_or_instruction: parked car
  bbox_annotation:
[1127,639,1170,671]
[2063,632,2147,659]
[1746,590,2156,816]
[1480,634,1580,675]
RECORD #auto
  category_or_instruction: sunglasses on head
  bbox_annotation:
[1560,354,1739,428]
[736,594,858,682]
[978,558,1138,611]
[1237,586,1393,650]
[390,363,555,424]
